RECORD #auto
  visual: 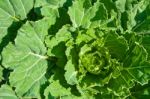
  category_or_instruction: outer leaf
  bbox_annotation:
[68,0,100,28]
[35,0,67,24]
[46,25,78,84]
[0,0,33,20]
[46,25,72,55]
[34,0,47,7]
[0,0,34,42]
[133,3,150,33]
[44,81,83,99]
[46,0,67,8]
[90,3,109,28]
[92,3,108,21]
[44,80,71,98]
[46,25,72,68]
[75,29,97,45]
[44,67,81,99]
[35,0,66,8]
[2,19,51,98]
[0,85,18,99]
[107,43,150,97]
[104,31,129,61]
[65,43,78,85]
[125,0,149,31]
[64,60,78,85]
[115,0,126,13]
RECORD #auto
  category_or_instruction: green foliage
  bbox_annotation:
[0,0,150,99]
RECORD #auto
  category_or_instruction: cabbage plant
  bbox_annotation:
[0,0,150,99]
